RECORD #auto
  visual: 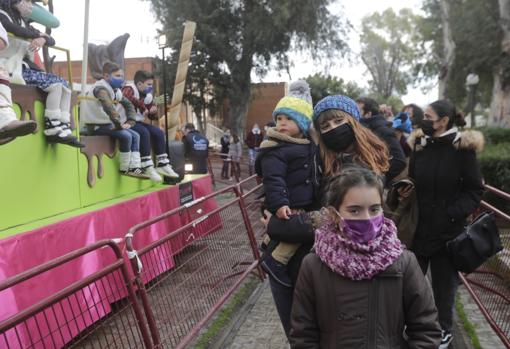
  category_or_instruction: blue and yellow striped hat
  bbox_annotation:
[272,80,313,135]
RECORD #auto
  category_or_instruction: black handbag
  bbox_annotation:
[446,211,503,274]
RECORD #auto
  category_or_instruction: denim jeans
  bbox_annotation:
[131,122,166,157]
[416,249,459,331]
[268,275,294,337]
[91,124,139,152]
[248,148,258,166]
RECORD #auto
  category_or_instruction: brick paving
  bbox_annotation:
[221,280,503,349]
[457,285,506,349]
[224,281,289,349]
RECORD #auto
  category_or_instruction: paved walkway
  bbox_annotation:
[457,285,506,349]
[221,281,506,349]
[225,281,289,349]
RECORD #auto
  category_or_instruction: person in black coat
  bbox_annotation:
[182,123,209,174]
[357,97,407,184]
[220,129,230,179]
[407,99,484,348]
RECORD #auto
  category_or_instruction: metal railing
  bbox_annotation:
[208,150,257,187]
[0,240,151,348]
[124,183,264,348]
[459,184,510,348]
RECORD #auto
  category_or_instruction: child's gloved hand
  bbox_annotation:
[276,205,292,220]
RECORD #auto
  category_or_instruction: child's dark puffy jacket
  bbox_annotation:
[255,128,321,213]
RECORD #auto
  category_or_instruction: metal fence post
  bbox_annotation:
[126,236,162,347]
[234,184,265,281]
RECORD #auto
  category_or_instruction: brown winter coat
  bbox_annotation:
[289,250,441,348]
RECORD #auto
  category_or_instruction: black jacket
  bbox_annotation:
[220,135,230,159]
[255,128,321,213]
[0,13,56,45]
[361,115,407,184]
[408,129,485,257]
[182,130,209,174]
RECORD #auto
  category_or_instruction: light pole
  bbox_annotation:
[466,73,479,127]
[159,34,169,146]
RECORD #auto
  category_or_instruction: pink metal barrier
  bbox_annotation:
[0,240,152,348]
[460,184,510,348]
[124,183,264,348]
[0,179,265,348]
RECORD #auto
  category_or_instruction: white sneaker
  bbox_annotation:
[439,331,453,349]
[144,166,163,183]
[124,168,150,179]
[156,164,179,178]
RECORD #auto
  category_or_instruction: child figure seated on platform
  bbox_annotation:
[0,20,35,140]
[80,62,147,178]
[122,70,178,181]
[255,81,321,288]
[0,0,82,147]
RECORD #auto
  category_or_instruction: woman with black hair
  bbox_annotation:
[408,99,484,349]
[403,103,424,128]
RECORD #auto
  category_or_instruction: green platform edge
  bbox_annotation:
[0,97,198,238]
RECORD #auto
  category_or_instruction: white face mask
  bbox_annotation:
[143,93,153,105]
[114,89,123,102]
[252,127,260,134]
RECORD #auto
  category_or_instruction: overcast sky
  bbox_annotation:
[47,0,436,105]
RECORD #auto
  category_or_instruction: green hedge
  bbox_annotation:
[478,142,510,212]
[476,127,510,145]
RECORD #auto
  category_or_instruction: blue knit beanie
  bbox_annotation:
[313,95,361,127]
[273,80,313,135]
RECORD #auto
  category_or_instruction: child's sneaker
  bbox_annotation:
[121,168,150,179]
[260,255,292,288]
[156,164,179,178]
[144,166,163,183]
[439,330,453,349]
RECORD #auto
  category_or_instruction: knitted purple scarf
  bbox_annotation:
[314,215,403,281]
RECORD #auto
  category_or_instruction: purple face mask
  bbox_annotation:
[339,214,384,244]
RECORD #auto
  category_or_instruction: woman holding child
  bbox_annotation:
[258,89,440,348]
[260,91,394,333]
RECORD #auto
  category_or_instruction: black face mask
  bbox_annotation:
[321,123,355,152]
[420,120,436,137]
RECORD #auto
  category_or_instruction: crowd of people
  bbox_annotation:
[0,0,207,183]
[0,4,486,345]
[253,80,484,349]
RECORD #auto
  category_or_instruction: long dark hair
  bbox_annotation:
[429,100,466,129]
[323,165,384,210]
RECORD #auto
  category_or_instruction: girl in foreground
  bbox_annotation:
[289,166,441,348]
